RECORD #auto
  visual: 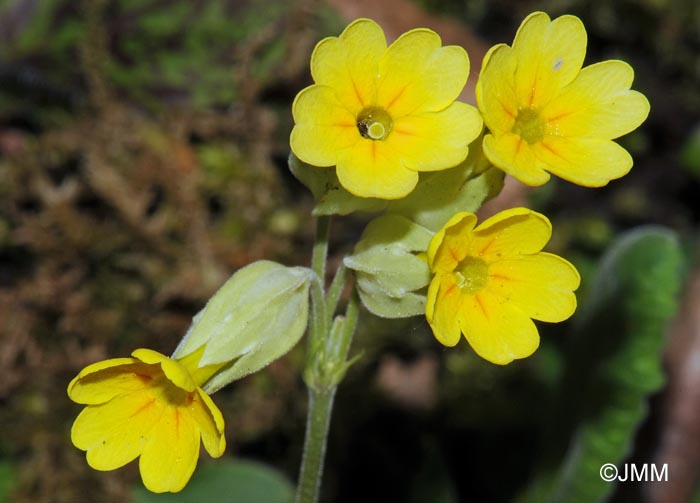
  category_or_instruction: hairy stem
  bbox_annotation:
[295,388,336,503]
[311,216,330,284]
[296,215,359,503]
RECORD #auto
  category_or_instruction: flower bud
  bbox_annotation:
[344,214,432,318]
[172,260,313,392]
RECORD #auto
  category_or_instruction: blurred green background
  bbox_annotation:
[0,0,699,502]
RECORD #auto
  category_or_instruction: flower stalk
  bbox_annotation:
[296,216,360,503]
[295,388,336,503]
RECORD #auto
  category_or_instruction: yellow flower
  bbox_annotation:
[291,18,483,199]
[67,347,226,493]
[476,12,650,187]
[426,208,580,364]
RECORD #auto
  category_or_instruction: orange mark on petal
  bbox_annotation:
[515,138,524,154]
[385,84,408,111]
[528,73,539,107]
[392,127,417,138]
[497,98,516,120]
[130,398,156,418]
[479,238,496,256]
[175,410,181,436]
[444,283,457,297]
[351,78,364,108]
[133,372,153,384]
[540,140,566,161]
[474,294,489,320]
[546,110,574,122]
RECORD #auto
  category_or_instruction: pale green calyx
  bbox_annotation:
[344,214,432,318]
[172,260,313,393]
[289,141,504,227]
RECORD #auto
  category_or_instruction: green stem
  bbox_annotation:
[295,388,336,503]
[327,288,359,364]
[325,263,347,324]
[308,275,328,363]
[311,216,330,284]
[305,215,331,388]
[297,215,360,503]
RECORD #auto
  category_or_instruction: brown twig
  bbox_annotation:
[644,266,700,503]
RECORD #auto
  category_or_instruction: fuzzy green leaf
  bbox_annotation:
[518,226,684,503]
[133,458,293,503]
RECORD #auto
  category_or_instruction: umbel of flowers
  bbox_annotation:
[67,11,649,499]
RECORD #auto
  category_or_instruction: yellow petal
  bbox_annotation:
[160,358,197,393]
[68,358,150,405]
[291,85,360,166]
[427,212,478,274]
[190,389,226,458]
[476,42,504,94]
[476,44,518,134]
[132,348,169,365]
[482,133,551,186]
[72,389,161,471]
[471,208,552,259]
[139,405,201,493]
[542,60,650,139]
[513,12,587,108]
[177,346,228,389]
[378,29,469,117]
[311,18,386,113]
[335,139,418,199]
[389,101,482,172]
[133,348,197,392]
[487,253,580,322]
[426,274,462,347]
[533,136,633,186]
[459,290,540,364]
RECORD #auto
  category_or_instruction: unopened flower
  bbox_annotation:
[68,347,226,493]
[426,208,580,364]
[172,260,312,393]
[476,12,650,187]
[291,18,482,199]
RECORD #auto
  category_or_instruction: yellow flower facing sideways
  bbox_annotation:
[476,12,650,187]
[426,208,580,364]
[291,18,483,199]
[67,347,226,493]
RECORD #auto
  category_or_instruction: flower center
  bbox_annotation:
[357,106,393,140]
[512,107,546,144]
[154,374,192,405]
[454,257,489,295]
